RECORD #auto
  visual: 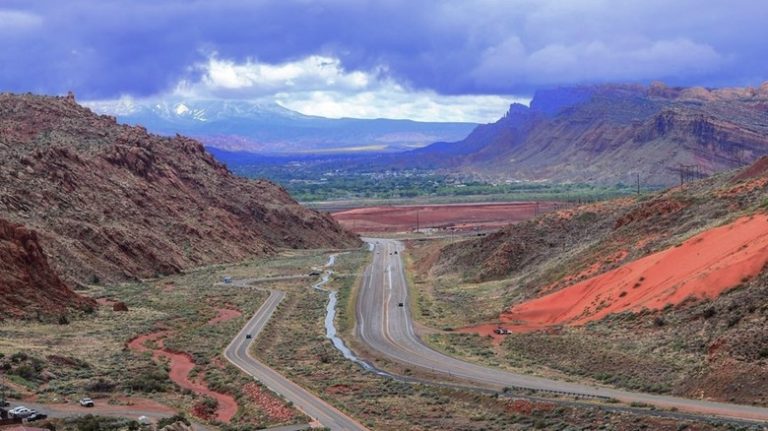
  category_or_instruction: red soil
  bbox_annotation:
[733,155,768,181]
[243,382,295,422]
[462,215,768,335]
[127,331,238,422]
[127,331,169,353]
[96,298,118,306]
[207,308,242,325]
[44,396,176,415]
[332,202,557,233]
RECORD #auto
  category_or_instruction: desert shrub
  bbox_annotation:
[123,368,170,392]
[726,314,742,328]
[157,413,190,428]
[61,414,136,431]
[85,378,116,393]
[10,352,28,363]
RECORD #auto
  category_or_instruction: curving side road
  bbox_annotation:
[356,238,768,423]
[223,279,369,431]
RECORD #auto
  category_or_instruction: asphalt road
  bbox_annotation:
[357,238,768,423]
[223,279,369,431]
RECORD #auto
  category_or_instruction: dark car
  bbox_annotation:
[309,271,321,276]
[245,334,252,339]
[27,412,48,422]
[398,302,404,307]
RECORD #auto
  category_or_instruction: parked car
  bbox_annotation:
[308,271,321,276]
[79,397,94,407]
[493,327,510,335]
[9,406,34,418]
[223,276,232,284]
[27,412,48,422]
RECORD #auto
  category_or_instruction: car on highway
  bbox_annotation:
[245,334,252,339]
[27,412,48,422]
[9,406,34,418]
[79,397,94,407]
[398,302,404,307]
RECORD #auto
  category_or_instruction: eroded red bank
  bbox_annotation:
[127,332,238,422]
[461,215,768,337]
[207,307,242,325]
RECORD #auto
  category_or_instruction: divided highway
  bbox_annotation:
[224,279,369,431]
[357,238,768,423]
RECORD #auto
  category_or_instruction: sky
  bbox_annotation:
[2,0,767,122]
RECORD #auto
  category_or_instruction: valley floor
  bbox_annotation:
[3,243,761,430]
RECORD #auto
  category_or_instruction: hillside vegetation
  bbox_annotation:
[415,157,768,405]
[0,93,359,317]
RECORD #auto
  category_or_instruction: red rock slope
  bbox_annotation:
[501,215,768,330]
[0,217,94,319]
[0,93,359,284]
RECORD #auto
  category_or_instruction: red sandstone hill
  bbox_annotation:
[425,158,768,404]
[0,93,360,289]
[0,217,94,320]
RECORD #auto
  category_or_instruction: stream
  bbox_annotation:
[313,253,389,376]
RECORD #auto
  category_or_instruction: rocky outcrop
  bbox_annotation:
[0,93,360,286]
[0,217,94,319]
[416,82,768,185]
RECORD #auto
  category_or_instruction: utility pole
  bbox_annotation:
[416,210,420,233]
[636,173,640,195]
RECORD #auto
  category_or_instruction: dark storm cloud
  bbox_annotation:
[2,0,767,99]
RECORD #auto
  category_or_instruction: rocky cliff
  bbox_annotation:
[0,217,94,320]
[0,93,360,287]
[417,82,768,185]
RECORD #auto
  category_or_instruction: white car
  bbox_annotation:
[79,397,94,407]
[9,406,35,418]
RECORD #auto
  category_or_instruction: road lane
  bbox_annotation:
[224,279,369,431]
[356,238,768,423]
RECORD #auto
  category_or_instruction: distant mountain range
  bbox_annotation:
[85,98,477,154]
[412,82,768,185]
[88,83,768,187]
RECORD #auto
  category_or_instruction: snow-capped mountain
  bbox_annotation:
[85,98,477,154]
